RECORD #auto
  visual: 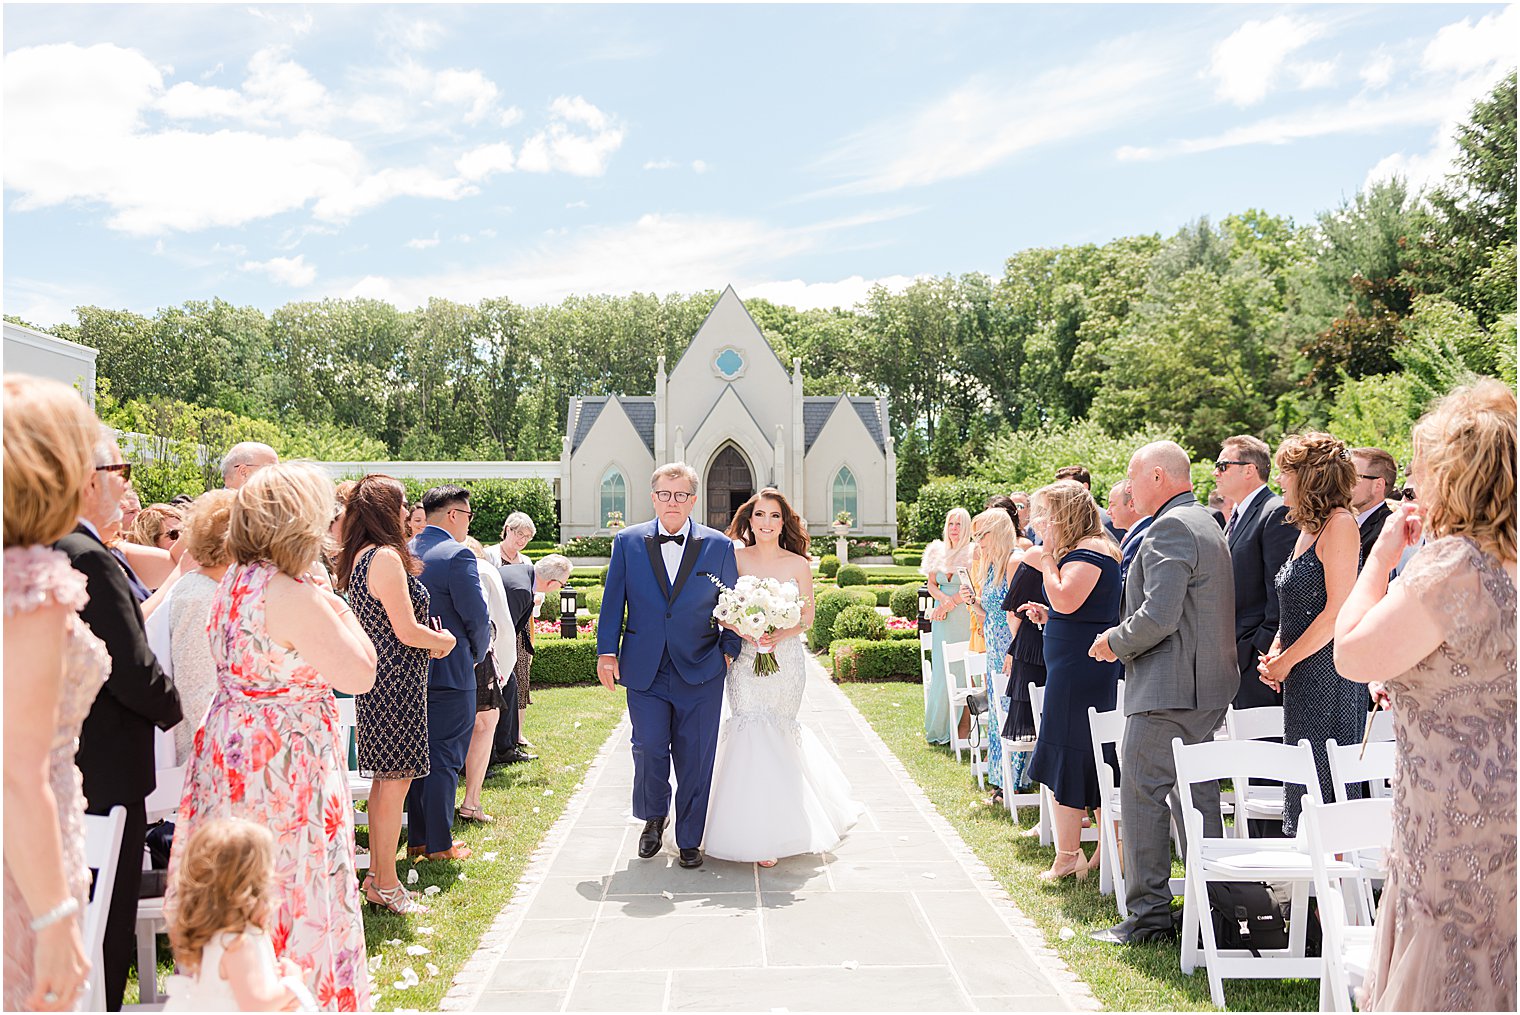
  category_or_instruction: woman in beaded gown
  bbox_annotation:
[3,375,110,1012]
[704,489,864,864]
[1333,380,1517,1012]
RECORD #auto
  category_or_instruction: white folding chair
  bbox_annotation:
[82,807,127,1013]
[1303,799,1393,1012]
[334,697,392,873]
[964,650,990,788]
[941,641,986,779]
[1028,683,1099,848]
[1326,738,1397,923]
[1172,737,1359,1009]
[919,631,935,716]
[1088,703,1128,912]
[132,765,186,1006]
[1224,705,1286,838]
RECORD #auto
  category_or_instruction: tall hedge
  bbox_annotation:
[530,638,600,686]
[398,477,558,543]
[809,588,880,651]
[831,638,921,681]
[907,477,1006,543]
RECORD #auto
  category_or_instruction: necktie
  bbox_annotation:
[657,532,685,546]
[1226,511,1237,538]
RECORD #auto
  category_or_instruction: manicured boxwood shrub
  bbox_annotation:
[832,603,886,641]
[582,585,603,614]
[836,564,868,586]
[831,638,922,682]
[890,585,921,619]
[819,554,840,578]
[892,550,924,567]
[529,638,600,686]
[537,594,560,621]
[809,588,879,651]
[886,627,919,640]
[561,536,613,557]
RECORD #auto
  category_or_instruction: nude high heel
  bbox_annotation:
[1038,848,1089,882]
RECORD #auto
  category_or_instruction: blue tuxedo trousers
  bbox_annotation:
[627,653,725,849]
[407,687,474,853]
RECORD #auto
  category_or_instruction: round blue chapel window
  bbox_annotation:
[714,348,744,378]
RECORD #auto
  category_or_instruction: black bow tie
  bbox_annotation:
[657,532,686,546]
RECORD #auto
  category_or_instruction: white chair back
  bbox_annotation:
[1225,705,1285,742]
[1302,798,1394,1012]
[1367,709,1395,743]
[1326,739,1396,802]
[1087,703,1128,910]
[144,765,187,825]
[82,806,127,1012]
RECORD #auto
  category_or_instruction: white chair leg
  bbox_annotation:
[1180,873,1201,974]
[1288,879,1310,957]
[137,929,159,1004]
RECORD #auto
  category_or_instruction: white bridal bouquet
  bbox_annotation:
[708,574,805,674]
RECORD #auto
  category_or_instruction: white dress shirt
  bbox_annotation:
[475,561,518,676]
[1228,483,1268,533]
[658,518,692,585]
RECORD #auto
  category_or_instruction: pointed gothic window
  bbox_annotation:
[831,467,857,523]
[600,468,627,529]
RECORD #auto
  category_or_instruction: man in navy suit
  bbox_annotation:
[597,462,741,869]
[408,485,491,860]
[1214,436,1296,711]
[1109,481,1152,584]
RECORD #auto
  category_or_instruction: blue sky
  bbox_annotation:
[3,3,1513,326]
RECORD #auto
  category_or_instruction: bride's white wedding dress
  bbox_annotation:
[703,629,865,862]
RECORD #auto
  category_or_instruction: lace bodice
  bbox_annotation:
[3,545,111,1009]
[726,635,809,737]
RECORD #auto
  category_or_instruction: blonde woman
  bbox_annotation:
[921,508,975,744]
[1334,380,1516,1012]
[3,375,106,1011]
[1015,481,1123,879]
[171,463,377,1011]
[958,510,1016,803]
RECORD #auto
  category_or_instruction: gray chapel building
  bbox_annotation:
[557,287,897,542]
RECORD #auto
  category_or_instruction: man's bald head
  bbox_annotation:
[221,442,279,489]
[1127,441,1195,516]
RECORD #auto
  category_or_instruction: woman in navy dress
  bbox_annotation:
[1018,481,1122,881]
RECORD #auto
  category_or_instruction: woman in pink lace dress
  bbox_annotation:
[3,375,109,1011]
[1335,379,1516,1011]
[169,463,377,1012]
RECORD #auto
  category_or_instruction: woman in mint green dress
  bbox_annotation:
[921,509,975,744]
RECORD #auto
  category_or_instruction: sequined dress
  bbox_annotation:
[703,629,865,862]
[3,546,110,1010]
[1362,537,1516,1012]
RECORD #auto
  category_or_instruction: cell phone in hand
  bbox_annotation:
[955,566,970,584]
[428,617,444,632]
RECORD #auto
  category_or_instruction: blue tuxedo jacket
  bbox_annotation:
[596,519,741,691]
[410,526,491,693]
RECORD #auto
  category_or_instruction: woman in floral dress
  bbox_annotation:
[170,463,378,1011]
[960,509,1017,804]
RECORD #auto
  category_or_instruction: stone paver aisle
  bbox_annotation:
[447,667,1099,1012]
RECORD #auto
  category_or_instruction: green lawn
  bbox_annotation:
[128,684,624,1011]
[839,680,1319,1013]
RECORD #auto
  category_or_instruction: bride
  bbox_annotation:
[703,487,865,866]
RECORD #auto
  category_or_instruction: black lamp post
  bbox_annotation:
[917,584,932,634]
[559,586,579,639]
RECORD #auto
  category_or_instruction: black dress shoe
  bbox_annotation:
[1090,915,1177,945]
[499,747,537,764]
[678,847,703,869]
[637,818,666,859]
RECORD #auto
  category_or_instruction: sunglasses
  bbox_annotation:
[96,462,132,481]
[166,529,181,541]
[1356,474,1383,483]
[1399,488,1417,501]
[1213,460,1248,472]
[653,490,695,503]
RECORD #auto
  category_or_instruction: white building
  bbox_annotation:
[559,286,897,541]
[3,322,98,404]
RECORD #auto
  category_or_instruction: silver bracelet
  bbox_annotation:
[29,896,79,932]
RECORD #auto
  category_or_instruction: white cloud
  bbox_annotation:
[1361,54,1395,90]
[643,159,677,170]
[1208,15,1321,106]
[565,200,589,209]
[159,46,333,127]
[1294,60,1338,92]
[691,159,709,174]
[742,275,922,312]
[211,241,247,256]
[241,254,316,287]
[338,209,912,309]
[455,142,514,181]
[517,96,624,176]
[405,233,440,250]
[380,14,446,52]
[1364,127,1459,193]
[1421,5,1517,76]
[432,68,500,124]
[810,40,1181,196]
[478,227,497,239]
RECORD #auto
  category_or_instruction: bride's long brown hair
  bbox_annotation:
[726,487,811,557]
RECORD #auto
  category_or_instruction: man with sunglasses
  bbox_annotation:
[54,432,182,1009]
[596,462,741,869]
[1213,436,1296,711]
[1348,447,1397,568]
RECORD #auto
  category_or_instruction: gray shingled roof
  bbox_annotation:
[570,396,656,454]
[802,397,885,453]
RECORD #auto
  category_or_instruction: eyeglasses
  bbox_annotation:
[449,506,475,518]
[653,490,695,504]
[1399,488,1417,501]
[1213,460,1248,472]
[1356,474,1383,483]
[95,462,132,481]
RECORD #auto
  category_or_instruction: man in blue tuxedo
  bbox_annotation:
[597,462,741,869]
[408,485,491,860]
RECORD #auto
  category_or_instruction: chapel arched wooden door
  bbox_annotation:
[705,444,754,531]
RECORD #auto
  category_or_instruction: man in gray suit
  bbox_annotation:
[1088,441,1239,944]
